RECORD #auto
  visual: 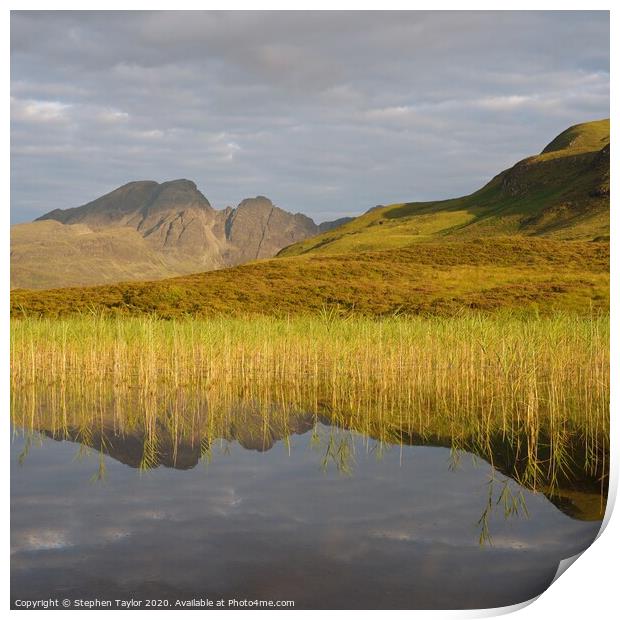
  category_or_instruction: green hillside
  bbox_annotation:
[279,119,609,257]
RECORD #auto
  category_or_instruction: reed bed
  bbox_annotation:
[10,313,609,501]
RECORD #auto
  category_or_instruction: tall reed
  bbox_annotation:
[10,313,609,502]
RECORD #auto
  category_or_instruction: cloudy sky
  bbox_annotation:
[10,11,609,224]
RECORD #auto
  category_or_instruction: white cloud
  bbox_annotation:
[366,105,417,119]
[97,109,130,124]
[11,97,72,124]
[12,528,73,553]
[474,95,537,110]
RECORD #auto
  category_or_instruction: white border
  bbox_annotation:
[3,3,615,618]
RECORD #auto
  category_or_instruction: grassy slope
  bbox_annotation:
[11,238,609,318]
[279,119,610,257]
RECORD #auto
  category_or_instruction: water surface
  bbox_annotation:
[11,422,602,610]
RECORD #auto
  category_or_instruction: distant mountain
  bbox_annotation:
[318,216,355,232]
[279,119,610,257]
[11,180,349,289]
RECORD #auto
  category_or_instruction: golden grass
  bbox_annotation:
[10,238,610,318]
[11,312,609,517]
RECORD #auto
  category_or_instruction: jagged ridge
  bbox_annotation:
[12,180,351,289]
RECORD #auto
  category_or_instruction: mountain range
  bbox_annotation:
[11,181,351,289]
[11,118,610,316]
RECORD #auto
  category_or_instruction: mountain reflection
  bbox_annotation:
[14,406,606,522]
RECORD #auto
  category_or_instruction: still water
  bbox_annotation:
[11,423,602,610]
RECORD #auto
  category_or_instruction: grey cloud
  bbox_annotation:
[10,11,609,223]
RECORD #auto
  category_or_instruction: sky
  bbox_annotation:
[10,11,610,224]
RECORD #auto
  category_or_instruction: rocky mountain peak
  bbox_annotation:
[15,181,352,288]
